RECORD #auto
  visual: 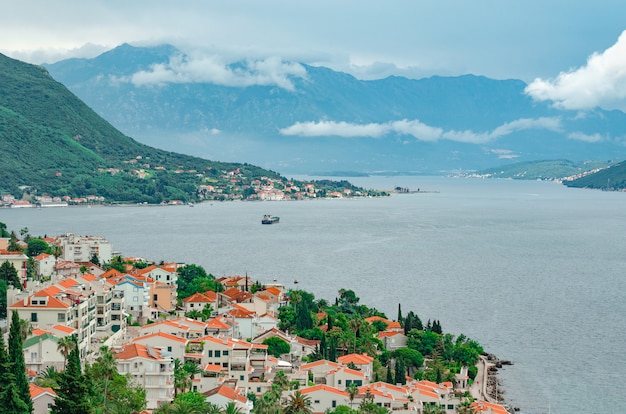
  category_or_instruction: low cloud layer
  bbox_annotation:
[525,30,626,111]
[124,54,307,91]
[279,117,562,144]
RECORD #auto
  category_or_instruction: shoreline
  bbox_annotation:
[471,354,517,412]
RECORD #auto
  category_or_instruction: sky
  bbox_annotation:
[2,0,626,112]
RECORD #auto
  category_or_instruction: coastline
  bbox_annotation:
[472,354,517,412]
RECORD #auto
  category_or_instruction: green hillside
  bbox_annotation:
[563,161,626,190]
[474,159,612,180]
[1,53,378,203]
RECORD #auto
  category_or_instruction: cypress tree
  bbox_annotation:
[397,303,403,324]
[395,358,406,385]
[52,335,93,414]
[386,364,393,384]
[9,311,32,413]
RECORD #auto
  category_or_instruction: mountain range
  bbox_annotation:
[44,43,626,175]
[1,52,379,204]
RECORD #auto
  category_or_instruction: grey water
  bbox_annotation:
[2,176,625,414]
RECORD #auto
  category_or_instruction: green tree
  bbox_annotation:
[57,335,76,368]
[0,221,10,238]
[90,253,100,266]
[223,401,244,414]
[394,357,406,385]
[346,383,358,409]
[27,238,50,257]
[263,336,291,358]
[283,390,312,414]
[0,280,7,319]
[0,261,22,289]
[9,310,32,413]
[392,348,424,377]
[52,335,93,414]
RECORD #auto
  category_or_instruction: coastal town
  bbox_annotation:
[0,230,511,414]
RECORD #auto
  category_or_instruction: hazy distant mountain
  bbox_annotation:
[44,43,626,174]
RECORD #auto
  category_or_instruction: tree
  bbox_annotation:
[283,390,312,414]
[456,399,475,414]
[90,253,100,266]
[0,261,22,289]
[223,401,244,414]
[57,335,76,368]
[263,337,291,358]
[394,357,406,385]
[49,244,63,277]
[346,383,358,409]
[9,310,32,413]
[392,348,424,377]
[423,404,446,414]
[27,238,50,257]
[52,335,92,414]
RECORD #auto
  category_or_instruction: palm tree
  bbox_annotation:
[348,317,363,353]
[346,383,359,409]
[283,390,312,414]
[19,318,33,341]
[253,393,283,414]
[455,398,475,414]
[35,366,60,388]
[57,335,76,368]
[49,244,62,278]
[222,401,243,414]
[93,346,118,414]
[183,361,202,392]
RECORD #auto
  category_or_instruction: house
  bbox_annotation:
[325,365,367,390]
[132,331,188,363]
[23,331,59,373]
[337,353,374,382]
[377,330,408,351]
[471,400,509,414]
[252,328,319,362]
[136,264,178,287]
[182,291,217,313]
[298,384,350,413]
[115,343,174,409]
[203,384,252,414]
[30,383,57,414]
[300,359,342,384]
[54,233,113,264]
[0,250,29,282]
[34,253,56,278]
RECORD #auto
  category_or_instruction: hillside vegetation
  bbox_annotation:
[0,53,381,203]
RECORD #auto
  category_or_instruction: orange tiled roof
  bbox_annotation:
[29,383,56,399]
[301,384,348,397]
[337,353,374,365]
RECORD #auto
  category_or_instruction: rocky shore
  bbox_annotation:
[483,353,518,412]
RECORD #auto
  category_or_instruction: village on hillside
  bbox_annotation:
[0,233,509,414]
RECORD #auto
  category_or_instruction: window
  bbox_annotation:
[133,296,138,302]
[208,350,213,357]
[448,405,454,410]
[338,379,342,385]
[223,350,229,356]
[257,387,261,393]
[222,362,228,368]
[167,346,172,352]
[240,375,244,380]
[153,294,158,301]
[31,313,37,322]
[332,401,336,408]
[314,400,320,404]
[215,350,221,358]
[58,313,65,322]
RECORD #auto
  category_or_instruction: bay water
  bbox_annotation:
[2,176,625,414]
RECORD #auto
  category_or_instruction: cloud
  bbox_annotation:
[567,131,603,143]
[489,149,519,159]
[125,54,307,90]
[525,30,626,111]
[280,117,562,144]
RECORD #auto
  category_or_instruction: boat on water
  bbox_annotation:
[262,214,280,224]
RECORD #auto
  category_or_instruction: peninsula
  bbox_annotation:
[0,223,514,413]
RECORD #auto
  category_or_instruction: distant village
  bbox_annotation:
[1,164,379,207]
[1,233,508,414]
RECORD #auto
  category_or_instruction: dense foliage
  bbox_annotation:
[564,160,626,190]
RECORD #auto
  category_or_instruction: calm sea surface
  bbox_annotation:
[2,176,625,414]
